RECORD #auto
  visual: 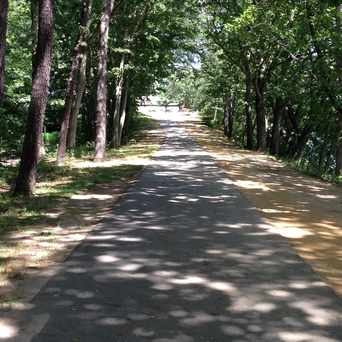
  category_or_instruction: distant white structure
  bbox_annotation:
[140,95,179,111]
[139,104,199,122]
[141,95,163,106]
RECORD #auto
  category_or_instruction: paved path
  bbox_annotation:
[5,116,342,341]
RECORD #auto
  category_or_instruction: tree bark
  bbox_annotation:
[112,53,125,148]
[293,124,312,159]
[271,98,283,156]
[118,78,129,145]
[0,0,9,103]
[336,116,342,177]
[67,51,88,149]
[31,0,46,160]
[81,47,95,142]
[255,76,266,150]
[223,95,229,137]
[223,93,234,139]
[14,0,54,196]
[335,4,342,177]
[245,69,253,149]
[57,0,91,165]
[228,98,234,139]
[94,0,115,160]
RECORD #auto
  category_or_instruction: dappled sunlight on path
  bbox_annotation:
[187,120,342,297]
[2,112,342,341]
[0,121,164,305]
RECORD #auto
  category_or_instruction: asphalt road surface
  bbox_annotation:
[4,112,342,342]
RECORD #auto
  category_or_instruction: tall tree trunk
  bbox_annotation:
[57,0,92,165]
[31,0,46,159]
[223,93,234,139]
[245,69,253,149]
[335,4,342,177]
[67,51,88,149]
[336,116,342,177]
[223,95,229,137]
[228,94,234,139]
[0,0,9,103]
[255,76,266,150]
[121,93,134,145]
[271,98,283,156]
[94,0,114,160]
[112,53,125,148]
[118,78,129,145]
[81,48,95,142]
[14,0,54,196]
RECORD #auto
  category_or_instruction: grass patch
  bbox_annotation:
[0,162,142,237]
[72,114,160,160]
[0,113,160,237]
[0,112,163,303]
[105,143,158,159]
[0,161,143,301]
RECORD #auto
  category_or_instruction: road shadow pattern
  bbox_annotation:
[3,119,342,342]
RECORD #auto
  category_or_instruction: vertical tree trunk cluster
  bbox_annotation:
[14,0,54,196]
[95,0,115,161]
[0,0,9,103]
[57,0,92,165]
[2,0,189,197]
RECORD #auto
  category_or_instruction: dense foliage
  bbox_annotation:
[162,1,342,180]
[0,0,341,195]
[0,0,197,195]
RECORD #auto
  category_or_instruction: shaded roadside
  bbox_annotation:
[186,119,342,297]
[2,115,342,342]
[0,117,164,306]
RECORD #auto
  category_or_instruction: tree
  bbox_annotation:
[14,0,54,196]
[56,0,92,165]
[335,3,342,176]
[1,0,198,164]
[67,48,88,149]
[186,0,341,179]
[0,0,9,102]
[110,1,151,148]
[270,97,284,156]
[223,91,235,139]
[112,50,126,148]
[94,0,114,161]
